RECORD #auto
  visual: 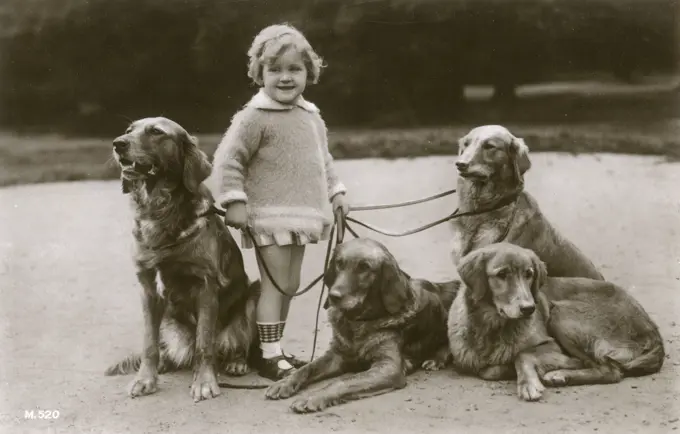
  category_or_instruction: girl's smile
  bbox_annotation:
[262,47,308,104]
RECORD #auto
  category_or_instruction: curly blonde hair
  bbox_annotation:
[247,23,325,86]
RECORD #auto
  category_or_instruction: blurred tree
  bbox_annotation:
[0,0,677,133]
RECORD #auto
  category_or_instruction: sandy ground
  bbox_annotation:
[0,153,679,434]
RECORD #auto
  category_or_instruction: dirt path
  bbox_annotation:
[1,154,679,434]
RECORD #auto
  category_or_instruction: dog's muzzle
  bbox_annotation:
[116,157,156,176]
[455,161,488,180]
[113,138,129,154]
[113,140,157,176]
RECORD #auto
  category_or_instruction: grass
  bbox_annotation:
[1,80,678,187]
[1,121,678,188]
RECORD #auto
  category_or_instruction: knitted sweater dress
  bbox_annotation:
[213,90,347,248]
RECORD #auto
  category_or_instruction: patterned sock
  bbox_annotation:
[276,321,286,341]
[257,322,279,348]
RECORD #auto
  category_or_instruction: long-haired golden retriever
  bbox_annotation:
[265,238,459,413]
[448,242,664,401]
[451,125,604,280]
[105,117,260,402]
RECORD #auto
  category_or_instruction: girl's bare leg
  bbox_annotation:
[280,245,305,320]
[255,245,295,375]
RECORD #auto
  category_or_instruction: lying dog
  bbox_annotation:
[450,125,604,280]
[448,242,664,401]
[265,238,459,413]
[105,117,260,402]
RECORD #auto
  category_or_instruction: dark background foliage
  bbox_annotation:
[1,0,678,136]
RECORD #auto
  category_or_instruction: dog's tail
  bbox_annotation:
[105,353,142,376]
[104,353,178,376]
[621,342,665,377]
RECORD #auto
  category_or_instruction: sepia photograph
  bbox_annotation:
[0,0,678,433]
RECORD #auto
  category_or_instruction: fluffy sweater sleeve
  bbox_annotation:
[313,114,347,200]
[212,107,263,207]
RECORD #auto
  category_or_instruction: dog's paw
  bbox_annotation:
[517,379,545,402]
[223,359,250,377]
[422,359,445,371]
[127,374,158,398]
[290,395,337,414]
[190,368,221,402]
[402,358,416,375]
[265,377,300,400]
[543,370,568,387]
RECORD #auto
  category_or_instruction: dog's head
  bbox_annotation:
[456,243,546,320]
[112,117,212,194]
[324,238,411,320]
[455,125,531,184]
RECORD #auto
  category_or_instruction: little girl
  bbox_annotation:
[212,23,349,381]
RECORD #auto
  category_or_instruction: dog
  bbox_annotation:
[105,117,260,402]
[450,125,604,280]
[447,242,664,401]
[264,238,459,413]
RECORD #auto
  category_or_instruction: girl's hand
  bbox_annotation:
[224,202,247,229]
[332,193,350,217]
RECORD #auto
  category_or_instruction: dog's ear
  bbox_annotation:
[510,136,531,180]
[380,253,411,314]
[529,251,547,297]
[182,134,212,194]
[322,248,340,310]
[121,178,132,194]
[323,249,338,288]
[457,249,489,304]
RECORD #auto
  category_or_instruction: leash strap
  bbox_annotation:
[335,208,346,244]
[344,192,519,238]
[349,188,456,211]
[205,191,517,297]
[203,206,324,298]
[217,382,268,390]
[245,226,325,298]
[310,209,347,361]
[247,206,350,299]
[204,188,517,368]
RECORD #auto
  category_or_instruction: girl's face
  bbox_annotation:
[262,47,308,104]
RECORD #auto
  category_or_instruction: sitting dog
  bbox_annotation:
[265,238,459,413]
[105,117,260,402]
[447,242,664,401]
[450,125,604,280]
